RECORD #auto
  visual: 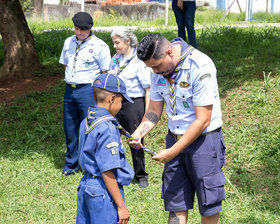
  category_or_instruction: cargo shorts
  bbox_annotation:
[162,129,226,216]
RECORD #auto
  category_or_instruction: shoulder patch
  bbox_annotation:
[106,142,119,149]
[199,73,211,81]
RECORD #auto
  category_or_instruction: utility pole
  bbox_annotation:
[165,0,169,26]
[270,0,274,13]
[81,0,84,12]
[245,0,252,22]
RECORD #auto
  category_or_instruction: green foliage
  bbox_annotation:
[19,0,33,12]
[253,11,280,22]
[0,10,280,224]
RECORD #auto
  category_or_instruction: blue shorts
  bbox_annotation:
[76,174,124,224]
[162,130,226,216]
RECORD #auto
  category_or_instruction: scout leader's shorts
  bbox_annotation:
[162,129,226,217]
[76,173,125,224]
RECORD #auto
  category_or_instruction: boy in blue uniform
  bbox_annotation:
[77,73,135,224]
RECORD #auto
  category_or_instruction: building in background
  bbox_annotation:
[44,0,149,5]
[213,0,280,14]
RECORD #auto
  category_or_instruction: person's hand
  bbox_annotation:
[151,148,176,163]
[127,133,143,150]
[127,138,143,149]
[177,0,184,11]
[117,204,130,224]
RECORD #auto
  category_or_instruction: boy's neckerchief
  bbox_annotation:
[85,111,155,155]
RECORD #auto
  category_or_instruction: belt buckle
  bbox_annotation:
[71,84,76,88]
[171,132,181,141]
[175,134,182,141]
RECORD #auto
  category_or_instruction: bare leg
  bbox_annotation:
[201,212,219,224]
[168,210,188,224]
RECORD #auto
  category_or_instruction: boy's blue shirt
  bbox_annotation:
[78,106,134,186]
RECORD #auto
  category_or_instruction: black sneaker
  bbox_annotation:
[62,169,77,176]
[139,179,149,189]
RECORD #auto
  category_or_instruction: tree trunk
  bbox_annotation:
[0,0,43,80]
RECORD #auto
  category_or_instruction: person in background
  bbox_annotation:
[172,0,197,48]
[59,11,111,176]
[129,33,226,224]
[109,27,151,188]
[76,73,134,224]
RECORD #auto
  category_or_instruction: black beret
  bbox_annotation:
[72,12,93,30]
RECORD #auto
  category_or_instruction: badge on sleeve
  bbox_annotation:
[106,142,119,155]
[199,73,211,81]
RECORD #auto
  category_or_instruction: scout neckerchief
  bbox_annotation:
[73,31,94,73]
[116,48,136,76]
[85,110,156,155]
[85,110,122,134]
[85,111,116,134]
[167,38,194,116]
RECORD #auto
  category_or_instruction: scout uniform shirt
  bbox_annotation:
[78,106,134,186]
[150,49,223,135]
[59,34,111,85]
[109,48,151,98]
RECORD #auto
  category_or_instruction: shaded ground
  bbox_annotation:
[0,74,64,104]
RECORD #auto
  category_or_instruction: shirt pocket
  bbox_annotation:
[84,183,105,210]
[202,171,226,206]
[176,87,194,109]
[80,56,96,70]
[157,86,169,102]
[65,51,74,62]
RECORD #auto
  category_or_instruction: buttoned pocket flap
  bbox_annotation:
[204,172,225,189]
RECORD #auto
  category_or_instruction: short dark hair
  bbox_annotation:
[137,33,169,61]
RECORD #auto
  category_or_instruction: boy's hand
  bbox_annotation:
[117,204,130,224]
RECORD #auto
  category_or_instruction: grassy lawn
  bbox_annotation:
[0,9,279,224]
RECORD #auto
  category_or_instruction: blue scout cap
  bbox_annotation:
[92,73,134,103]
[72,12,93,30]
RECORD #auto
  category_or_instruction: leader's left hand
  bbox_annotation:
[152,148,176,163]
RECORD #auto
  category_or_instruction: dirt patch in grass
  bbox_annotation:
[0,74,64,104]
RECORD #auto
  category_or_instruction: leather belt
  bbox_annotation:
[168,127,221,141]
[202,127,221,136]
[168,129,182,141]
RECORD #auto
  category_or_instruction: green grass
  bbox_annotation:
[252,11,280,22]
[0,11,280,224]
